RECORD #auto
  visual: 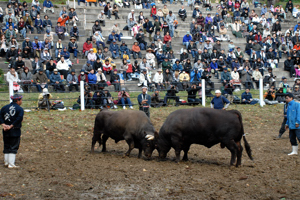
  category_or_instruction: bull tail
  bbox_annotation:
[243,135,253,160]
[91,117,102,153]
[228,110,253,161]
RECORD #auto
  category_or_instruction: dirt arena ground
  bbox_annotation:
[0,105,300,199]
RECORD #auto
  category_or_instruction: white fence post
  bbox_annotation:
[201,79,206,107]
[80,81,85,110]
[73,0,76,9]
[259,78,264,107]
[9,81,14,103]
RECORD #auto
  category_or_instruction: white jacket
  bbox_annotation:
[231,71,240,80]
[153,72,163,83]
[6,71,19,83]
[56,60,69,70]
[252,70,263,81]
[138,73,150,86]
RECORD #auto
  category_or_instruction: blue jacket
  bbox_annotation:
[35,19,43,27]
[43,19,52,27]
[67,74,78,84]
[294,24,300,32]
[50,72,62,83]
[190,70,201,82]
[107,34,118,42]
[286,100,300,129]
[61,51,70,59]
[261,7,267,15]
[192,9,198,18]
[0,102,24,137]
[156,52,165,62]
[241,92,252,101]
[109,43,120,52]
[32,41,42,50]
[210,62,218,70]
[172,63,183,71]
[88,73,97,84]
[231,61,240,70]
[183,35,192,43]
[43,0,54,8]
[137,93,151,107]
[70,27,79,37]
[221,71,232,82]
[211,96,230,109]
[120,45,129,52]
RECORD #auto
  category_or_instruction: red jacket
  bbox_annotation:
[126,64,133,73]
[83,42,93,53]
[163,35,172,44]
[78,74,88,83]
[151,8,157,17]
[255,34,262,42]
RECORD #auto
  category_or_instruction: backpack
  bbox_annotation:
[52,102,65,110]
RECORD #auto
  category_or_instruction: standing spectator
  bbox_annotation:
[285,93,300,155]
[211,90,230,110]
[276,102,288,139]
[118,88,133,109]
[138,87,151,117]
[166,11,176,38]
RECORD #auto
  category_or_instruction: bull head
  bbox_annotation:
[145,134,155,140]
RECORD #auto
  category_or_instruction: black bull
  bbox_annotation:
[148,108,253,167]
[91,110,156,158]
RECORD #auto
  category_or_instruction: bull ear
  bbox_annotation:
[154,131,159,139]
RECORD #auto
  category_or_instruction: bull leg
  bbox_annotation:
[138,147,142,159]
[225,140,238,166]
[124,138,134,157]
[91,132,102,154]
[102,134,109,152]
[236,141,243,167]
[182,144,191,161]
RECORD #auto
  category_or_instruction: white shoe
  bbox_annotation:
[8,154,19,169]
[123,106,126,109]
[288,146,298,155]
[130,106,133,109]
[114,105,118,109]
[102,37,105,40]
[4,154,8,167]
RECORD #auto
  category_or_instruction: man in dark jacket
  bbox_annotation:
[0,94,24,169]
[276,101,288,139]
[50,69,65,91]
[187,83,201,105]
[285,0,293,13]
[164,84,180,106]
[241,88,257,104]
[137,87,151,117]
[136,29,147,49]
[6,45,18,64]
[210,89,230,109]
[143,18,154,41]
[284,56,295,78]
[201,67,214,89]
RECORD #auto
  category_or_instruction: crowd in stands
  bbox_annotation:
[2,0,300,108]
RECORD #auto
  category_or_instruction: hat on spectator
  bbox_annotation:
[80,69,85,72]
[10,94,23,100]
[42,88,50,95]
[34,36,38,39]
[112,30,115,33]
[157,68,162,72]
[54,69,58,72]
[44,48,48,51]
[90,48,94,51]
[114,69,118,72]
[70,37,76,40]
[186,31,190,35]
[215,90,221,94]
[87,60,92,64]
[229,49,233,52]
[219,56,223,59]
[183,49,187,53]
[127,59,130,63]
[46,29,50,33]
[282,76,287,80]
[73,23,77,27]
[25,12,29,15]
[98,68,102,71]
[254,40,257,43]
[11,45,15,48]
[142,86,148,89]
[25,37,30,40]
[158,48,163,51]
[112,40,117,43]
[143,69,147,72]
[39,68,44,72]
[71,69,75,73]
[131,9,134,12]
[175,59,180,63]
[8,11,12,14]
[224,68,228,70]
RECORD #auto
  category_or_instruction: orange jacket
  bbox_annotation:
[57,16,70,27]
[132,45,140,52]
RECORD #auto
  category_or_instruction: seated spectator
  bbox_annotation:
[164,84,180,106]
[179,71,190,90]
[5,25,16,43]
[56,56,69,79]
[110,69,121,91]
[97,11,105,27]
[87,48,97,65]
[172,59,183,72]
[111,24,122,42]
[102,90,117,109]
[13,55,25,76]
[54,38,63,58]
[50,69,65,91]
[83,38,93,57]
[241,88,258,104]
[187,40,197,59]
[20,67,32,92]
[6,67,19,84]
[68,7,78,25]
[34,69,48,92]
[180,50,189,63]
[43,15,52,33]
[104,2,112,20]
[278,77,291,93]
[88,69,97,91]
[118,88,133,109]
[93,58,103,71]
[68,37,78,59]
[77,85,94,109]
[109,40,120,59]
[43,0,54,13]
[96,68,107,89]
[40,48,52,65]
[6,45,17,65]
[187,83,201,105]
[66,69,79,91]
[93,31,105,49]
[182,31,192,49]
[132,41,142,59]
[70,24,79,40]
[102,59,112,76]
[138,69,152,88]
[57,13,69,27]
[264,87,278,105]
[120,41,130,59]
[152,69,164,90]
[201,67,214,89]
[42,38,52,51]
[34,14,44,34]
[163,68,172,88]
[55,22,66,40]
[284,56,295,78]
[150,90,164,108]
[78,69,88,84]
[221,68,232,86]
[145,48,156,69]
[46,58,56,79]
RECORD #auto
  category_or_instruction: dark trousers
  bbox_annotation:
[69,83,79,91]
[279,118,287,136]
[58,70,68,79]
[188,98,201,105]
[139,106,150,117]
[52,83,65,91]
[289,129,300,146]
[3,135,20,154]
[164,96,180,105]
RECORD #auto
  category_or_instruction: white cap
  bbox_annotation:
[131,9,134,12]
[215,90,221,94]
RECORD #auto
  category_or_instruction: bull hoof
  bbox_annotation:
[122,154,129,158]
[182,158,189,162]
[229,165,235,170]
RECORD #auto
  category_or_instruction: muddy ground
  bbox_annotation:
[0,105,300,199]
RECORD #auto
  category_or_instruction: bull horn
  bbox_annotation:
[146,135,155,140]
